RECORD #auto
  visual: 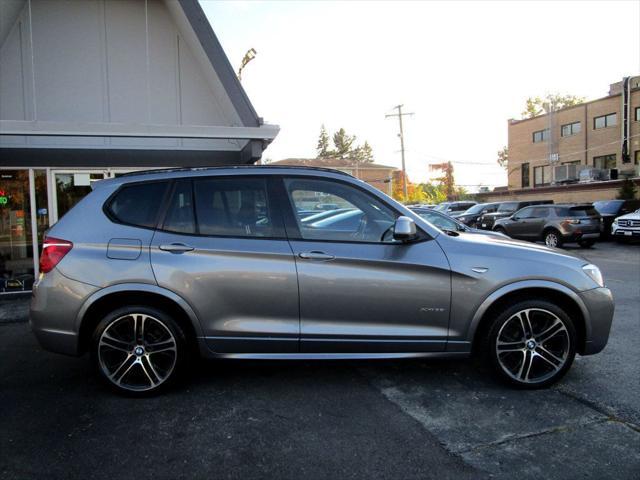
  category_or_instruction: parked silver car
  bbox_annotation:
[30,167,614,395]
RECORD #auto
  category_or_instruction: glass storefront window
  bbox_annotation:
[0,170,34,293]
[55,173,106,220]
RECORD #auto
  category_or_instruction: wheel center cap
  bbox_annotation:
[134,346,145,356]
[526,340,537,350]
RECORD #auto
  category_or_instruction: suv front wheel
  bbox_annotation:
[484,300,576,388]
[91,306,186,396]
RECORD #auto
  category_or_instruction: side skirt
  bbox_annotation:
[202,351,471,360]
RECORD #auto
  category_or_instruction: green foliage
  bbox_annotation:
[617,179,638,200]
[316,124,330,158]
[497,146,508,169]
[521,94,586,119]
[315,126,374,164]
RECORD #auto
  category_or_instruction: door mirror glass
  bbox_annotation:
[393,216,417,241]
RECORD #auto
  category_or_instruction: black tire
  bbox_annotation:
[91,305,187,396]
[578,240,595,248]
[494,226,507,236]
[544,229,563,248]
[482,300,577,389]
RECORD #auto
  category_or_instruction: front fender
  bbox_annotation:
[464,279,591,344]
[75,282,205,339]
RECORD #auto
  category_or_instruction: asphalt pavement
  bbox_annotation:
[1,242,638,479]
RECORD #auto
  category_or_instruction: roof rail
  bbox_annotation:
[120,165,355,178]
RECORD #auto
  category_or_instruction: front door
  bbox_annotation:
[150,176,299,353]
[279,177,451,353]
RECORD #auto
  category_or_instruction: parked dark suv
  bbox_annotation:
[456,202,501,228]
[479,200,554,230]
[593,199,640,239]
[493,204,602,248]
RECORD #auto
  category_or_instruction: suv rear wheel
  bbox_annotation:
[483,300,576,388]
[91,306,186,396]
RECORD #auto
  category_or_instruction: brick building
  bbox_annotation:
[270,158,397,196]
[479,76,640,203]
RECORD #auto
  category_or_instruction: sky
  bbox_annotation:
[201,0,640,191]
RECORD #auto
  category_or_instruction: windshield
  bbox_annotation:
[464,203,487,215]
[593,200,623,215]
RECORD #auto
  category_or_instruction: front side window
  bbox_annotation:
[532,129,549,143]
[593,154,616,169]
[514,207,534,219]
[594,113,617,129]
[107,181,168,228]
[561,121,581,137]
[498,202,519,213]
[285,178,397,243]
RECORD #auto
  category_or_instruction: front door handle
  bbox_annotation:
[159,243,194,254]
[298,251,335,261]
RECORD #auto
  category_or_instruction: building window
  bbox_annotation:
[532,129,549,143]
[521,163,530,188]
[636,107,640,122]
[533,165,552,186]
[635,151,639,165]
[593,113,617,129]
[593,154,616,169]
[561,121,581,137]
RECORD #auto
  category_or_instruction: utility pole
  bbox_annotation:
[386,105,414,199]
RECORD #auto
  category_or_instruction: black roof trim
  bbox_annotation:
[178,0,260,127]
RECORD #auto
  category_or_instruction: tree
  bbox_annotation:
[316,125,331,158]
[497,146,508,170]
[429,161,455,199]
[521,94,586,119]
[617,178,638,200]
[332,128,356,158]
[392,171,426,203]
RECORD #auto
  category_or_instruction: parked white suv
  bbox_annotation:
[611,208,640,241]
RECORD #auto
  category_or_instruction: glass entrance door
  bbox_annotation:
[51,171,109,223]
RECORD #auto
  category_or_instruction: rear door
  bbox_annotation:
[150,176,299,353]
[279,176,451,353]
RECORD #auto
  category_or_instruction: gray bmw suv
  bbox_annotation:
[30,167,614,395]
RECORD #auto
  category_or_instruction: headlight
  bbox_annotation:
[582,264,604,287]
[613,219,618,225]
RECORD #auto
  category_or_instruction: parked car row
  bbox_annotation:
[428,198,640,248]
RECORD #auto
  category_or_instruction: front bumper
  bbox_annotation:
[579,287,614,355]
[30,268,97,356]
[612,226,640,238]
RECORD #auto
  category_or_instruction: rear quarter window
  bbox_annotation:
[106,181,168,228]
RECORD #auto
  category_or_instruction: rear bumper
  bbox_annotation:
[29,269,97,356]
[579,287,614,355]
[562,231,600,242]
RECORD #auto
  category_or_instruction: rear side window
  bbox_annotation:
[193,177,276,237]
[567,207,598,217]
[163,179,196,234]
[107,181,168,228]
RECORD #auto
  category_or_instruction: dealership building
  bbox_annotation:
[0,0,278,292]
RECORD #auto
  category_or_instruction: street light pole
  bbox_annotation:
[386,104,414,199]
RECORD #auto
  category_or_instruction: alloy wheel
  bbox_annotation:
[495,308,570,384]
[545,232,559,247]
[98,313,178,392]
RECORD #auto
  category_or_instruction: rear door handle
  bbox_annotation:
[159,243,194,253]
[298,251,335,261]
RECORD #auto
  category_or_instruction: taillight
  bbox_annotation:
[39,237,73,274]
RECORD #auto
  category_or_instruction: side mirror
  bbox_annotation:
[512,215,520,221]
[393,216,417,241]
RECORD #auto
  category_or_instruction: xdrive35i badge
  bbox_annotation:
[420,307,446,313]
